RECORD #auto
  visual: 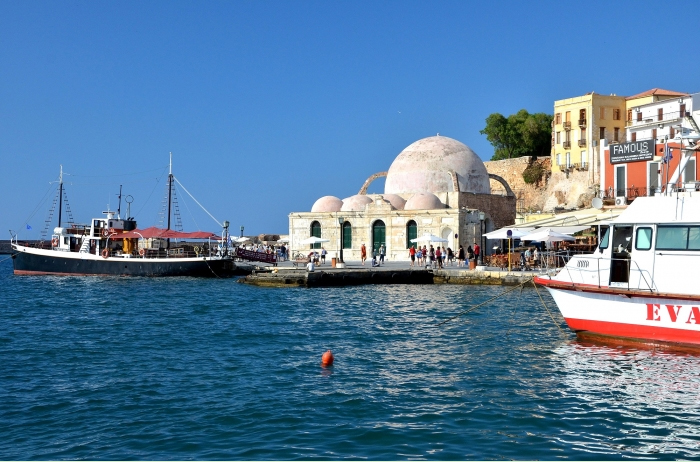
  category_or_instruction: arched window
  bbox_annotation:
[372,220,386,255]
[342,222,352,249]
[310,221,321,249]
[406,220,417,248]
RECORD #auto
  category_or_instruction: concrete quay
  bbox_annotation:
[240,259,539,288]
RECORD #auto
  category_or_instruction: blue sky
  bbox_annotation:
[2,1,700,238]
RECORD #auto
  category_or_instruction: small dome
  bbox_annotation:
[311,196,343,212]
[341,195,373,212]
[385,135,491,195]
[381,194,406,210]
[404,192,444,210]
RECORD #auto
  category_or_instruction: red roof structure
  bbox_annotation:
[626,88,689,100]
[110,226,219,240]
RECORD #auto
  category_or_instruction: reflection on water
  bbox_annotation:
[553,341,700,458]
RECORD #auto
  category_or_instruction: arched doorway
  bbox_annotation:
[406,220,417,248]
[310,221,321,249]
[372,220,386,255]
[442,227,453,251]
[342,222,352,249]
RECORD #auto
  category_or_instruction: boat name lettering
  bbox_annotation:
[646,303,700,324]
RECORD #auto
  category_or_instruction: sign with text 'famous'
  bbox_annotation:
[610,139,655,164]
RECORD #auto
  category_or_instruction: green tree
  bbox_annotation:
[480,109,553,160]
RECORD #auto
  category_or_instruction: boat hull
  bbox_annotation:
[537,278,700,346]
[12,247,238,277]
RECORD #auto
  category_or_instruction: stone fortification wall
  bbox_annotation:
[459,193,516,231]
[484,157,594,212]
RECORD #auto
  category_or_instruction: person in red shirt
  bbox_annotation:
[409,245,416,267]
[473,243,481,263]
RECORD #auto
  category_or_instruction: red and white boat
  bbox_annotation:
[535,193,700,347]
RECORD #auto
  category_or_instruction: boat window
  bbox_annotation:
[599,226,610,250]
[635,227,652,251]
[657,226,689,250]
[689,227,700,250]
[611,226,633,253]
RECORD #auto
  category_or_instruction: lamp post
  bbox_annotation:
[338,216,344,263]
[240,225,244,238]
[478,211,485,265]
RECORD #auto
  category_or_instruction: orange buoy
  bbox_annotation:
[321,350,334,367]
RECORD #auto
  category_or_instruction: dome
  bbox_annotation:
[380,194,406,210]
[384,135,491,195]
[340,194,373,212]
[311,196,343,212]
[404,192,444,210]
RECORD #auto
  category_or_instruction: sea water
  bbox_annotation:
[1,258,700,460]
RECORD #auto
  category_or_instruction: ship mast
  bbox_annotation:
[167,153,172,249]
[58,165,63,227]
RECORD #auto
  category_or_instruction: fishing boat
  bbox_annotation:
[11,160,238,277]
[535,193,700,347]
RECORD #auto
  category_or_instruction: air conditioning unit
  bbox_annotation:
[615,196,627,206]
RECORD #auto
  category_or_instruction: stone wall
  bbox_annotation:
[484,156,594,212]
[458,193,516,231]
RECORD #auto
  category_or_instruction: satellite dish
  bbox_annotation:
[592,197,603,210]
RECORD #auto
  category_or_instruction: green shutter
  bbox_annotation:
[343,222,352,249]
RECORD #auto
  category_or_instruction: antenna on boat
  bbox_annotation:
[167,152,173,249]
[116,185,123,219]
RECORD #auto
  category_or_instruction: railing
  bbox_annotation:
[551,254,656,293]
[626,110,687,127]
[563,140,571,148]
[578,118,587,127]
[596,186,651,200]
[563,121,571,130]
[578,139,586,147]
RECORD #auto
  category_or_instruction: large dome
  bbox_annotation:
[340,194,373,212]
[384,135,491,195]
[311,196,343,212]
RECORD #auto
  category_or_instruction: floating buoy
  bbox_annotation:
[321,350,334,367]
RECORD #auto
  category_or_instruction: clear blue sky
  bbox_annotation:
[2,1,699,238]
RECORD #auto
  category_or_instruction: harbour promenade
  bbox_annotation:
[242,258,540,287]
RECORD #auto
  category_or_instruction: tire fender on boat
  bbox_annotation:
[139,248,145,257]
[101,228,110,237]
[101,249,109,259]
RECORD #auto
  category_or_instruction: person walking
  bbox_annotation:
[379,244,385,265]
[428,245,436,268]
[409,245,416,267]
[457,245,465,267]
[320,247,327,265]
[361,243,367,265]
[473,242,481,264]
[435,246,442,268]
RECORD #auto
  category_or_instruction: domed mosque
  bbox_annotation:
[289,135,515,262]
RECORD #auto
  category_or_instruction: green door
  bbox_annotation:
[311,221,321,249]
[342,222,352,249]
[372,220,386,255]
[406,220,417,248]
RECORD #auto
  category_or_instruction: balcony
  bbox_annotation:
[563,140,571,149]
[578,139,587,147]
[563,121,571,130]
[578,118,587,128]
[626,110,686,128]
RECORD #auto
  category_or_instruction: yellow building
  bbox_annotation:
[551,92,627,184]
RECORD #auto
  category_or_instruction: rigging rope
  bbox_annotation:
[173,177,221,227]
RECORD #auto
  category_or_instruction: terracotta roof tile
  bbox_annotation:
[626,88,689,100]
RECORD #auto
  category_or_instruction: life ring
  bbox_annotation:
[139,248,145,257]
[51,238,58,247]
[101,228,109,237]
[194,246,200,253]
[101,249,109,258]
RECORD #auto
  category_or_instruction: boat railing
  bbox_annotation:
[105,248,218,259]
[555,253,656,292]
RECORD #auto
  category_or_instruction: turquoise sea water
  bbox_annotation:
[2,258,700,460]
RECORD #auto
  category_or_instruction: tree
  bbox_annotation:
[480,109,553,160]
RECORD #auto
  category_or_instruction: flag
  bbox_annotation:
[663,144,673,164]
[26,224,32,230]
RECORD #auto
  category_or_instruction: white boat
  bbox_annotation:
[535,193,700,347]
